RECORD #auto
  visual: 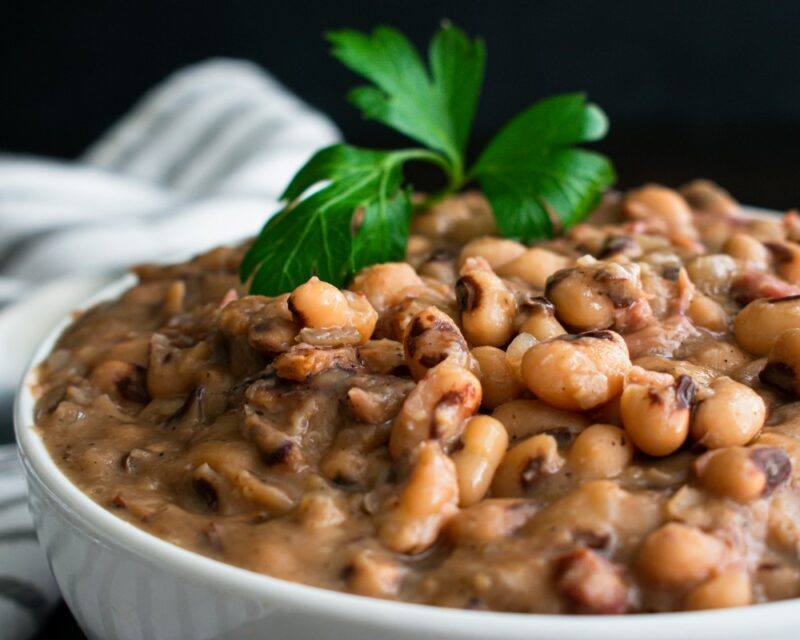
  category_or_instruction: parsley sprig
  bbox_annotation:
[242,23,615,295]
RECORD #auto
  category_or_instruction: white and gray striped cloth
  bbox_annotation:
[0,58,340,638]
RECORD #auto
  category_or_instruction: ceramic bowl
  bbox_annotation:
[15,265,800,640]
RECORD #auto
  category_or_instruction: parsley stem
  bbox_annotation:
[392,148,464,210]
[391,148,452,172]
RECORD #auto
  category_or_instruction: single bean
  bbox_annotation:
[724,232,770,269]
[694,446,791,502]
[521,330,631,411]
[545,259,651,333]
[568,424,633,479]
[350,263,424,313]
[451,415,509,506]
[457,258,518,347]
[471,346,523,408]
[517,297,566,341]
[389,363,481,459]
[496,247,570,289]
[491,434,564,497]
[690,376,765,448]
[621,372,695,456]
[403,306,471,380]
[734,296,800,356]
[378,441,459,554]
[636,523,726,588]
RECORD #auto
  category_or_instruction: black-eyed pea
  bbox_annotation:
[496,248,570,289]
[636,234,674,254]
[471,346,523,408]
[757,563,800,601]
[620,372,695,456]
[492,398,589,443]
[690,376,765,448]
[411,192,497,244]
[760,328,800,395]
[289,277,378,343]
[596,234,642,260]
[457,236,526,270]
[457,258,518,347]
[766,241,800,284]
[689,341,749,375]
[521,330,631,411]
[446,498,538,544]
[622,184,697,242]
[544,264,614,331]
[289,277,350,327]
[734,296,800,355]
[684,567,752,610]
[417,251,459,286]
[545,259,652,333]
[681,179,739,216]
[568,424,633,479]
[724,232,770,269]
[748,217,787,243]
[636,523,726,588]
[699,219,735,252]
[451,416,509,506]
[404,234,434,267]
[378,441,459,554]
[491,434,564,497]
[517,297,566,341]
[403,306,471,380]
[685,254,739,297]
[687,292,728,332]
[694,446,792,503]
[349,263,424,313]
[389,363,481,459]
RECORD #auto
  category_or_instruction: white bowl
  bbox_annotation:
[14,272,800,640]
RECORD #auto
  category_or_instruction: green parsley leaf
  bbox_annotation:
[242,25,617,296]
[327,23,484,178]
[240,144,415,296]
[471,93,615,240]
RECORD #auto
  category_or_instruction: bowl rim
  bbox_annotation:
[13,229,800,638]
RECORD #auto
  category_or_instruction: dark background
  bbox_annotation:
[4,1,800,209]
[4,1,800,636]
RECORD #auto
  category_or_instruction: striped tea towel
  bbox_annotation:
[0,448,59,640]
[0,58,340,638]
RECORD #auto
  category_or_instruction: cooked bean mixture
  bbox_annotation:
[35,182,800,613]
